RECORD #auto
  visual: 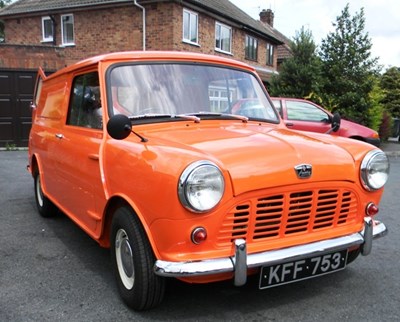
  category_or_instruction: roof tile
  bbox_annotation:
[0,0,132,16]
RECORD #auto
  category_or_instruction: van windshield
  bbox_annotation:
[107,63,278,122]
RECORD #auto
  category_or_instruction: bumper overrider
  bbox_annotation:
[154,217,387,286]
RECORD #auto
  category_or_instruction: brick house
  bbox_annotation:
[0,0,289,147]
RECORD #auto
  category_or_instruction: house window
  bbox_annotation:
[266,43,274,66]
[61,14,74,46]
[215,22,231,54]
[245,35,258,61]
[183,9,198,44]
[41,16,53,42]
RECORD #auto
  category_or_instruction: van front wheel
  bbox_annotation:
[110,206,165,311]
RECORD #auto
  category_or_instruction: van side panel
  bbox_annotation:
[29,75,69,204]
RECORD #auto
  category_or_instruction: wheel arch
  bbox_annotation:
[29,153,40,178]
[98,196,159,258]
[29,154,50,198]
[29,153,47,179]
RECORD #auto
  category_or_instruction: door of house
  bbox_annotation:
[0,70,36,148]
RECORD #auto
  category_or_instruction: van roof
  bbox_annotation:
[44,51,255,79]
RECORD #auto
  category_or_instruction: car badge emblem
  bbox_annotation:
[294,164,312,179]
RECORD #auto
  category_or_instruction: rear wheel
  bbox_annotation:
[110,206,165,310]
[33,170,57,217]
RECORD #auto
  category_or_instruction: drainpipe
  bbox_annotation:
[133,0,146,50]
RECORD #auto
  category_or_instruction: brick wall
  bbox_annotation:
[4,17,42,45]
[0,44,66,70]
[71,7,142,58]
[146,2,174,50]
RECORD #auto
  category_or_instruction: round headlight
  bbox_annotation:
[360,150,390,191]
[178,161,225,213]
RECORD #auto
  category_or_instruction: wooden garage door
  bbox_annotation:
[0,70,36,148]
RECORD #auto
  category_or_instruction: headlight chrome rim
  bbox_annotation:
[360,150,390,191]
[178,160,225,213]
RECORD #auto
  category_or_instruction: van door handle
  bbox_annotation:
[285,122,294,127]
[88,154,99,161]
[55,133,64,139]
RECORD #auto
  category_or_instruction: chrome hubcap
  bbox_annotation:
[115,229,135,289]
[121,239,134,277]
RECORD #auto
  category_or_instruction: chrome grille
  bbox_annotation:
[217,188,359,247]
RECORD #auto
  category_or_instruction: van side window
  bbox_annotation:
[67,72,102,129]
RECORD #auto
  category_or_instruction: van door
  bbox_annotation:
[30,68,68,199]
[52,71,106,235]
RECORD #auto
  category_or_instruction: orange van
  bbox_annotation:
[28,51,389,310]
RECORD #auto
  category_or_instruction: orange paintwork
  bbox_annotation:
[28,51,385,285]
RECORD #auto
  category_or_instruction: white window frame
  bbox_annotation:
[245,35,258,61]
[215,22,232,54]
[266,43,274,66]
[41,16,53,42]
[61,14,75,46]
[182,9,199,45]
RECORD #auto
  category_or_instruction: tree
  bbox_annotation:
[367,76,385,131]
[319,4,380,124]
[0,0,12,7]
[0,1,13,10]
[380,67,400,118]
[269,27,321,98]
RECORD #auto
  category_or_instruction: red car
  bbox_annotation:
[271,97,381,147]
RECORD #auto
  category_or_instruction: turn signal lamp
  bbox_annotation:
[366,203,379,217]
[191,227,207,244]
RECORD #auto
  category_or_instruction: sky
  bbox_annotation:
[229,0,400,71]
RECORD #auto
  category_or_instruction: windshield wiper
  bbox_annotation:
[129,114,200,123]
[175,114,201,123]
[129,112,248,123]
[129,114,173,120]
[184,112,248,123]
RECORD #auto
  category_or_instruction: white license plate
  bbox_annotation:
[259,250,348,289]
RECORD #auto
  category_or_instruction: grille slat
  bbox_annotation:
[217,187,359,247]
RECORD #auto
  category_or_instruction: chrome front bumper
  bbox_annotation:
[154,217,387,286]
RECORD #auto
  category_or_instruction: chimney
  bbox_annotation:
[259,9,274,27]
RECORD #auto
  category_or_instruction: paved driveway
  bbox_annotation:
[1,151,399,321]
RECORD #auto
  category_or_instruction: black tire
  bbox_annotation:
[33,170,57,217]
[110,206,165,311]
